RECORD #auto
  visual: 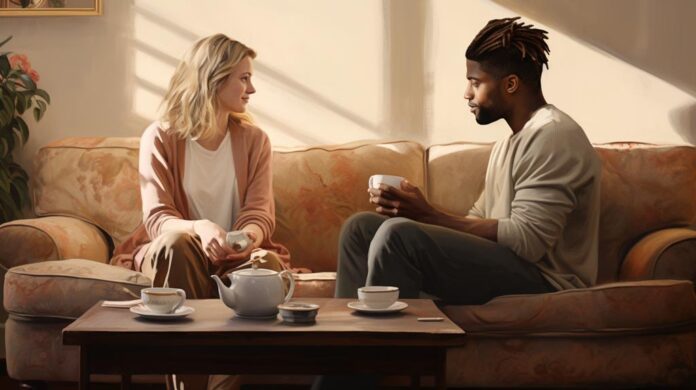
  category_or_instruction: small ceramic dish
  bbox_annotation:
[278,302,320,324]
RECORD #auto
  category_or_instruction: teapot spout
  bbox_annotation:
[211,274,237,309]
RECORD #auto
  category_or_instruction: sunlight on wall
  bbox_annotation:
[429,0,694,145]
[131,0,384,147]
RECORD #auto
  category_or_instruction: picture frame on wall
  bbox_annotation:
[0,0,101,16]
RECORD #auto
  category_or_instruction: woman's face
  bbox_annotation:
[217,56,256,113]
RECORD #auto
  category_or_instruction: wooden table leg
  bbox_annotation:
[435,348,447,390]
[80,346,90,390]
[410,374,421,389]
[121,374,131,390]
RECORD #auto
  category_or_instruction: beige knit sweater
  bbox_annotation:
[469,105,601,290]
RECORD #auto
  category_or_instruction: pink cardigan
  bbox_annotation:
[111,121,290,273]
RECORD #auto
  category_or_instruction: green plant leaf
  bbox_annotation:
[0,54,9,77]
[0,36,12,49]
[15,116,28,144]
[37,99,47,114]
[36,88,51,104]
[33,107,40,121]
[18,73,36,91]
[16,93,26,114]
[9,162,28,182]
[0,138,7,159]
[0,164,10,194]
[0,186,19,223]
[10,176,28,210]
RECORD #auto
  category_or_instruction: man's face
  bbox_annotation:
[464,60,505,125]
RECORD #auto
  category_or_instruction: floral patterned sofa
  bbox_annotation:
[2,137,696,387]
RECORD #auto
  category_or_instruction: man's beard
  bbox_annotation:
[475,105,501,125]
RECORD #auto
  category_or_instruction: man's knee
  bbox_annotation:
[340,211,385,242]
[373,217,420,247]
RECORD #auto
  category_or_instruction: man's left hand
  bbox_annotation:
[368,180,438,222]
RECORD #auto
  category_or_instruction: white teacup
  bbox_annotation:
[368,174,404,190]
[141,287,186,314]
[226,230,251,252]
[358,286,399,309]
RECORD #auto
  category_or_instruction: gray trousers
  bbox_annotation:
[335,212,553,304]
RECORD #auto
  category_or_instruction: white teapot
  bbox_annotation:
[211,250,295,318]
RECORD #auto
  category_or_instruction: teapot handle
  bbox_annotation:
[279,270,295,303]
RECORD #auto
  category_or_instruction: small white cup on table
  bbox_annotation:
[141,287,186,314]
[358,286,399,309]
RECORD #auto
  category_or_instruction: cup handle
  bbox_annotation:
[368,176,374,189]
[279,270,295,303]
[173,289,186,311]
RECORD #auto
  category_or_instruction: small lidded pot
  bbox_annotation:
[278,302,320,324]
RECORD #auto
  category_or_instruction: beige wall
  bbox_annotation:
[1,0,694,174]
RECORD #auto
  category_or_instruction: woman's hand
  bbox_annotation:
[209,231,258,265]
[193,220,258,265]
[368,180,440,222]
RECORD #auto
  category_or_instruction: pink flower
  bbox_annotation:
[9,54,31,73]
[28,69,40,82]
[9,53,40,83]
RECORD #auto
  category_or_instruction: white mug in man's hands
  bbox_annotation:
[368,174,405,190]
[226,230,251,252]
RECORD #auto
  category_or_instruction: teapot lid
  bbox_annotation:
[234,268,277,277]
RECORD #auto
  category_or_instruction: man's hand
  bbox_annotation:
[368,180,439,222]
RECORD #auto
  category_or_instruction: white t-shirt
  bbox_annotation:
[183,132,240,231]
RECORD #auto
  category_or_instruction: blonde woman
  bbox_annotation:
[111,33,289,389]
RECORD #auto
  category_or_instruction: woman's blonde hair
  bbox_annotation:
[160,34,257,140]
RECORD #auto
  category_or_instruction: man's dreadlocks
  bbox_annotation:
[466,17,550,89]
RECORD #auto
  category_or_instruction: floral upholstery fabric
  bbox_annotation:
[442,279,696,335]
[0,216,109,270]
[33,137,142,247]
[272,141,425,271]
[4,259,150,319]
[594,143,696,282]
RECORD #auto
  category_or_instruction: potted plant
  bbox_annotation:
[0,36,50,223]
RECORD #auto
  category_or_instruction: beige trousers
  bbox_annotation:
[140,231,284,390]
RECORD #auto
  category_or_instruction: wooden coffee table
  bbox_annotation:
[63,298,465,389]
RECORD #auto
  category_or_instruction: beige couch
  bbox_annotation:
[2,137,696,387]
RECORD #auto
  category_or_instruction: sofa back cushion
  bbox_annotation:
[272,141,425,271]
[594,143,696,282]
[33,138,426,271]
[427,142,696,283]
[34,137,142,246]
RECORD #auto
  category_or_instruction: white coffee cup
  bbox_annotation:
[141,287,186,314]
[358,286,399,309]
[226,230,250,252]
[368,174,404,190]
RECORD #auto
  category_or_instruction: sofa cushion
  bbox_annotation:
[273,140,425,272]
[594,144,696,282]
[442,279,696,336]
[34,137,142,247]
[4,259,150,319]
[426,142,492,216]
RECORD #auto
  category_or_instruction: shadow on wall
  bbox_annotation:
[493,0,696,97]
[670,104,696,145]
[133,5,382,145]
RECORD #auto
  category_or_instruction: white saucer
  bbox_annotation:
[347,301,408,314]
[130,304,194,320]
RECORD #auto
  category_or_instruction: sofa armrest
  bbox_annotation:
[0,216,110,271]
[620,228,696,282]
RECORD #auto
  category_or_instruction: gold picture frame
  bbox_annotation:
[0,0,102,16]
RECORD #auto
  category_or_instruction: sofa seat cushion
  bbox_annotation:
[442,279,696,337]
[4,259,150,320]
